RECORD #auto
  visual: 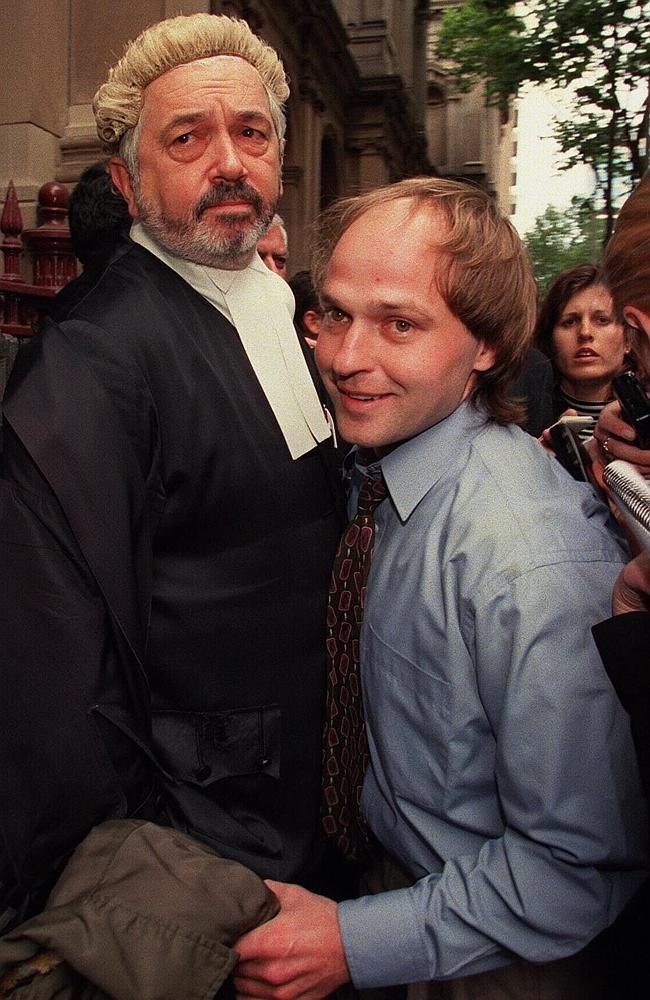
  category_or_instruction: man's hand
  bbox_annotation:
[593,400,650,476]
[234,880,351,999]
[613,551,650,615]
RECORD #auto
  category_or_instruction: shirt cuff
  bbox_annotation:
[338,888,429,988]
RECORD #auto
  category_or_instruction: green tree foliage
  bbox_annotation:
[437,1,650,237]
[524,196,605,296]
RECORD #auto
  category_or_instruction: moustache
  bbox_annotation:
[194,183,264,219]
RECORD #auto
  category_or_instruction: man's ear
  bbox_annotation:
[109,157,139,218]
[303,310,322,339]
[473,339,497,373]
[623,305,650,338]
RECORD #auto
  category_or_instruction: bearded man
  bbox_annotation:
[0,13,343,929]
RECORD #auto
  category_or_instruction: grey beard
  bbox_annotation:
[134,182,277,269]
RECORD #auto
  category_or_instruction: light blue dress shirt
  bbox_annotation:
[338,402,647,987]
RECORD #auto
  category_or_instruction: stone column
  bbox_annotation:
[0,0,70,225]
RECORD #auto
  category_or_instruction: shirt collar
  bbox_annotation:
[353,402,489,523]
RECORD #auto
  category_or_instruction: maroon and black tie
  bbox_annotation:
[322,474,387,861]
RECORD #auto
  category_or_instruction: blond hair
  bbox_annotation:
[312,177,537,424]
[93,13,289,154]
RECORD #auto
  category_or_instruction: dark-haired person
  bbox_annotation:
[48,160,131,319]
[591,175,650,792]
[234,178,646,1000]
[535,264,630,439]
[288,269,323,349]
[589,174,650,1000]
[67,161,131,271]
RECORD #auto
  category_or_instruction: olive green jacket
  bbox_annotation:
[0,819,278,999]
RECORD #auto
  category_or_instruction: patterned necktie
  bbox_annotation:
[322,473,387,861]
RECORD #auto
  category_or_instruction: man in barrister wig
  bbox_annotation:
[0,13,344,930]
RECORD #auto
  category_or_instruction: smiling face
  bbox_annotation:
[315,199,495,455]
[109,55,282,269]
[551,284,627,400]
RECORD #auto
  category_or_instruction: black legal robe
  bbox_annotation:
[0,240,343,925]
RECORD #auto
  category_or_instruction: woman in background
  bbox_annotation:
[535,264,631,438]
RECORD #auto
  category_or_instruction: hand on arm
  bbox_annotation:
[234,881,351,1000]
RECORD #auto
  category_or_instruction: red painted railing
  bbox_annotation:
[0,179,76,337]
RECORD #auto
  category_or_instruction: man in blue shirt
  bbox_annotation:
[234,178,647,999]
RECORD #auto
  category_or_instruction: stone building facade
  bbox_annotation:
[426,1,515,217]
[1,0,515,273]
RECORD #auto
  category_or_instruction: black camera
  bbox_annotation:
[548,416,594,482]
[612,372,650,449]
